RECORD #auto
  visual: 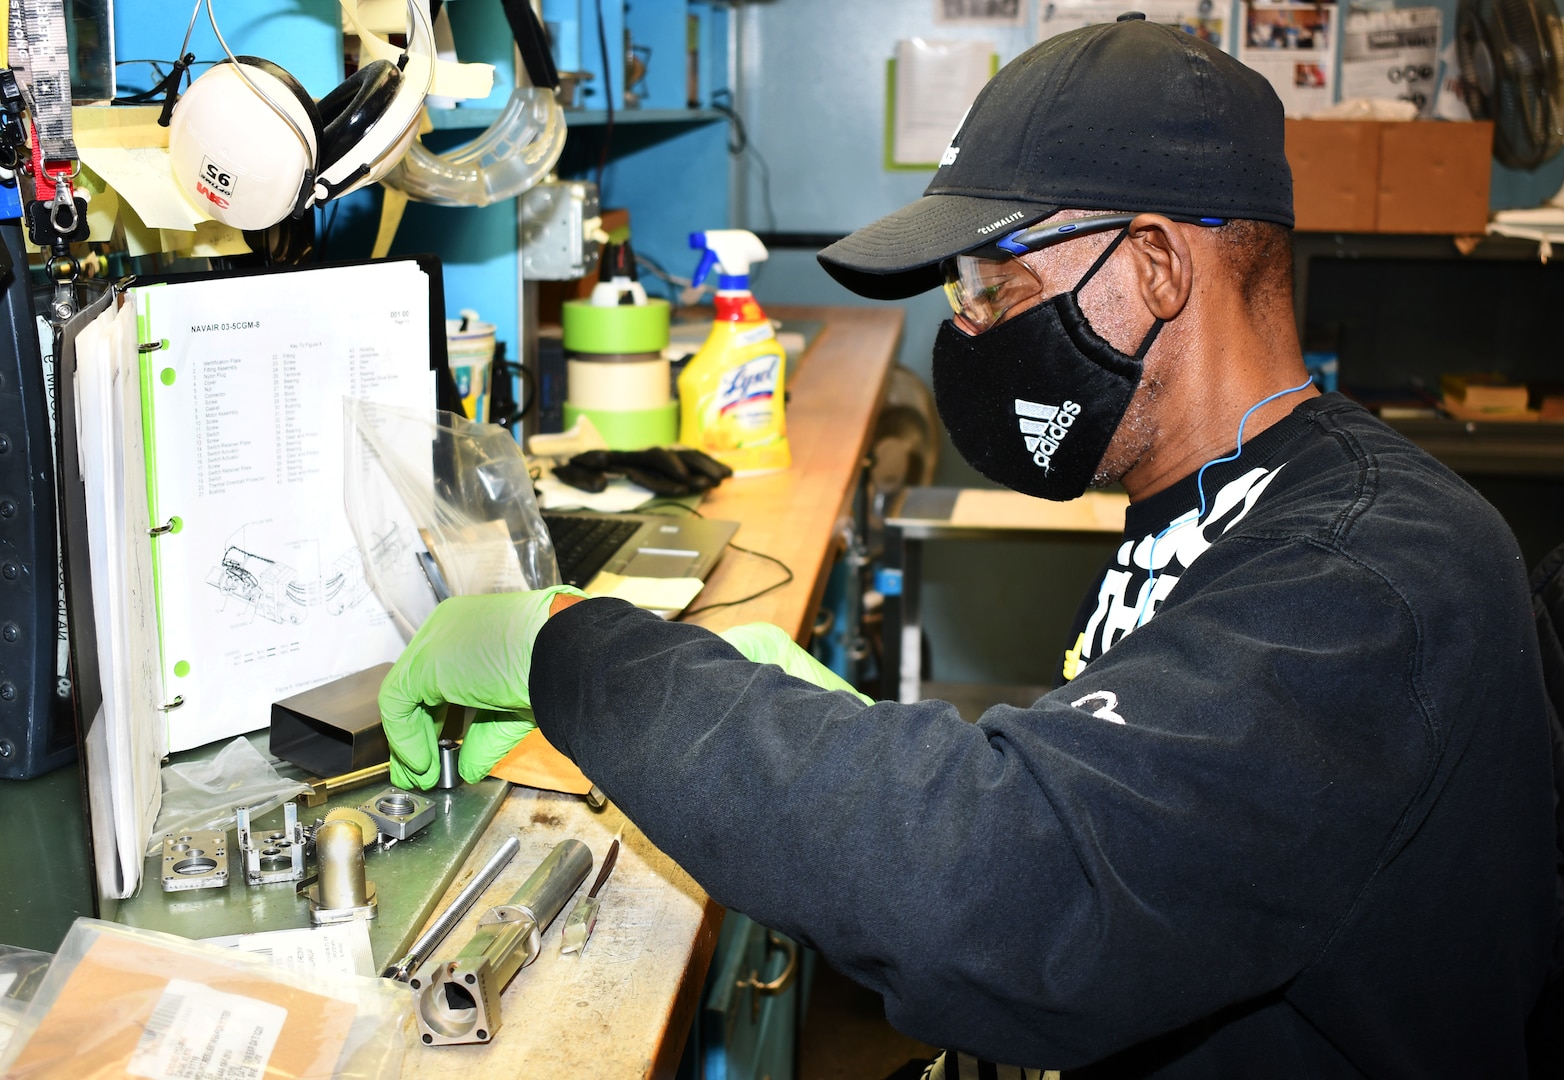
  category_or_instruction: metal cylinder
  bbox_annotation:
[509,839,593,949]
[317,819,369,909]
[436,739,461,790]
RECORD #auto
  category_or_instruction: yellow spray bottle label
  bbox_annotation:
[677,309,790,474]
[679,231,791,474]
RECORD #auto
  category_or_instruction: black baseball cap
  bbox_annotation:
[818,15,1293,301]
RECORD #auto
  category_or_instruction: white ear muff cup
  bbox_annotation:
[169,58,324,231]
[318,60,403,171]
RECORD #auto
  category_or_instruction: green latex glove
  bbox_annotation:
[379,586,588,788]
[718,622,874,705]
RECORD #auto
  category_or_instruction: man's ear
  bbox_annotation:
[1127,214,1193,321]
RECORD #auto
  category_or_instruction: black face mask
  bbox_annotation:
[931,230,1163,502]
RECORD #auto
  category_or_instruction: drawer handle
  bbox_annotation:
[739,932,799,1022]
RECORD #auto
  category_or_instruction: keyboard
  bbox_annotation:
[541,512,641,588]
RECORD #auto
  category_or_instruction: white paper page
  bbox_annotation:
[1342,8,1440,118]
[202,922,375,978]
[1239,4,1337,117]
[893,39,995,167]
[1040,0,1229,51]
[135,262,434,752]
[74,305,130,897]
[112,299,166,873]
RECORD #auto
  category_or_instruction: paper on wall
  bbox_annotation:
[891,39,995,167]
[1238,3,1338,117]
[935,0,1026,26]
[1040,0,1229,52]
[1342,7,1441,118]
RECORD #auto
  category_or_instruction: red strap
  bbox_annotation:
[28,122,73,204]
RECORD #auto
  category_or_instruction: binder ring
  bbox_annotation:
[158,696,184,712]
[136,341,165,353]
[149,518,177,536]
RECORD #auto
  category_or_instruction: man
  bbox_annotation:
[381,18,1557,1076]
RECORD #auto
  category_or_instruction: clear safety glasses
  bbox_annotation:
[940,212,1225,334]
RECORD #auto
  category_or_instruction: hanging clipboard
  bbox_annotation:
[57,254,456,901]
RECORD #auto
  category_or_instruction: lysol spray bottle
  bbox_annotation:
[677,230,791,475]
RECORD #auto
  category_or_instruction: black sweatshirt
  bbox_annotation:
[532,395,1556,1076]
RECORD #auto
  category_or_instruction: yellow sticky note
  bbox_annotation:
[587,573,705,613]
[340,0,495,100]
[167,220,251,258]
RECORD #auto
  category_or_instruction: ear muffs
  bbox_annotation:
[227,55,326,158]
[318,60,403,172]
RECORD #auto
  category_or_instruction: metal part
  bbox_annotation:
[382,836,521,982]
[323,806,380,847]
[296,761,392,808]
[562,829,621,955]
[585,785,607,810]
[519,179,600,280]
[236,802,304,885]
[303,818,378,924]
[413,840,592,1045]
[160,829,229,892]
[435,739,461,790]
[359,786,437,840]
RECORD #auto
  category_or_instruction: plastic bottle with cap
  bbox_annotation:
[677,230,791,475]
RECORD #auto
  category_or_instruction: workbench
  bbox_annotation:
[404,305,901,1078]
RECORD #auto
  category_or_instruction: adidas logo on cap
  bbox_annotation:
[1016,398,1081,473]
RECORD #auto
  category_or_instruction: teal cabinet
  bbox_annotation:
[697,912,810,1080]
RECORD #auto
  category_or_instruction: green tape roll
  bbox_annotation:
[562,299,671,354]
[564,401,679,451]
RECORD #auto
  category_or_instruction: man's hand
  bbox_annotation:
[379,585,588,788]
[718,622,874,704]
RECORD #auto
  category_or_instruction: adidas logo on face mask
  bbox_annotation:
[1015,398,1081,473]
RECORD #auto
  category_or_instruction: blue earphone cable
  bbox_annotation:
[1133,374,1316,628]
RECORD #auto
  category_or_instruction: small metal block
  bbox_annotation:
[358,787,436,841]
[160,829,229,892]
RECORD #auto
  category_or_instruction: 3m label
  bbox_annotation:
[128,978,285,1080]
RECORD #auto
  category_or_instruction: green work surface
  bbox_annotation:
[0,761,94,952]
[114,776,511,971]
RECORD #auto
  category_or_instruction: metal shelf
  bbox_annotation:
[1383,416,1564,477]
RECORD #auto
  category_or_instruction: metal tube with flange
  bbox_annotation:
[382,836,521,981]
[413,839,592,1046]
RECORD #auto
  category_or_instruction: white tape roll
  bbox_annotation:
[568,357,671,411]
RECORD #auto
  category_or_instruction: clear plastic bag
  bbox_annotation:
[0,945,52,1060]
[0,919,412,1079]
[142,736,311,857]
[344,400,560,640]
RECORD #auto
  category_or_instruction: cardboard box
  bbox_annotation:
[1285,119,1493,234]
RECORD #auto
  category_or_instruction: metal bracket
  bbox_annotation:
[160,829,229,892]
[359,787,436,840]
[236,802,305,885]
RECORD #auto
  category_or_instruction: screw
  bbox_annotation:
[2,562,17,580]
[0,739,12,758]
[0,501,14,518]
[1,683,16,701]
[3,623,17,642]
[0,435,11,453]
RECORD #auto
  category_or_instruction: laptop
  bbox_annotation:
[541,509,738,606]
